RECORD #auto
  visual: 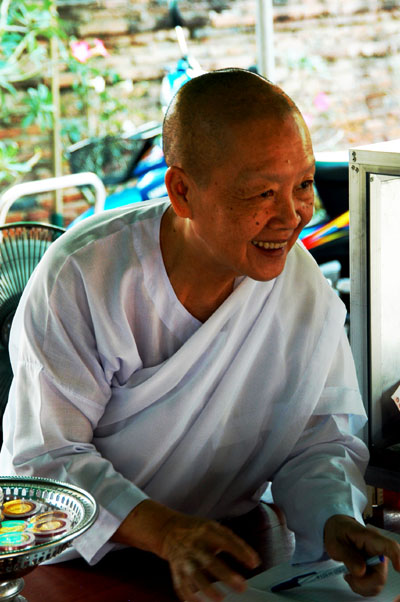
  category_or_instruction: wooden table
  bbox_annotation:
[21,504,295,602]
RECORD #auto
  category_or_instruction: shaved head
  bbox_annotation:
[162,68,301,187]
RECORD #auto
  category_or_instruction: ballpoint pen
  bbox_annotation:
[270,555,385,593]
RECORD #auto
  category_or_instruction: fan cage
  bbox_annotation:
[0,223,65,329]
[0,222,65,432]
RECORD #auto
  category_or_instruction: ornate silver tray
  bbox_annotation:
[0,476,98,601]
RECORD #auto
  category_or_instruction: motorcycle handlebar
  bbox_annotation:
[168,0,185,28]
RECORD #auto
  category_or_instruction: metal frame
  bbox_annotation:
[349,139,400,490]
[0,172,106,227]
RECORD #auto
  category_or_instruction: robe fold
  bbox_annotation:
[0,198,368,565]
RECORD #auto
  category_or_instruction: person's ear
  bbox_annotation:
[164,166,194,219]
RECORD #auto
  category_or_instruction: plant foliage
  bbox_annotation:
[0,0,128,186]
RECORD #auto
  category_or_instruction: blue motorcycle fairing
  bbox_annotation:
[67,186,144,228]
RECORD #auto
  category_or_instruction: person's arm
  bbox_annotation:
[271,330,370,562]
[271,413,400,596]
[1,255,149,564]
[2,246,260,598]
[271,412,369,558]
[270,328,400,595]
[324,514,400,597]
[6,331,260,601]
[3,353,150,564]
[112,499,260,602]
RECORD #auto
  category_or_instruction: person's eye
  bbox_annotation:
[299,179,314,190]
[260,189,274,199]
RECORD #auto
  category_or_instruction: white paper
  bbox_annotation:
[200,530,400,602]
[392,384,400,412]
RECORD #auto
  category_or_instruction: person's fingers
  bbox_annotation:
[325,516,400,575]
[175,577,203,602]
[202,524,260,569]
[172,557,225,602]
[367,527,400,573]
[162,515,260,600]
[324,531,369,576]
[200,554,247,593]
[344,557,387,597]
[175,581,199,602]
[323,515,400,597]
[163,518,260,570]
[193,570,227,602]
[172,546,248,600]
[326,542,364,575]
[344,526,400,576]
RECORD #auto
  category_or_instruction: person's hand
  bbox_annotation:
[324,514,400,597]
[160,512,261,601]
[112,499,261,602]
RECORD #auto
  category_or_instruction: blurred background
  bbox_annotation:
[2,0,400,224]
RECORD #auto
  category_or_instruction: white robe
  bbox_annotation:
[0,199,369,565]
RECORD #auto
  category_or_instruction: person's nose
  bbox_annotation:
[270,192,301,230]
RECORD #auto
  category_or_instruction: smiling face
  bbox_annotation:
[178,111,315,284]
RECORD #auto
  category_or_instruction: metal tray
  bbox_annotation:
[0,476,97,581]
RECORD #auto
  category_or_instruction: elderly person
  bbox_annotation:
[1,68,399,602]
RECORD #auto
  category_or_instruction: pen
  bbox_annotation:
[270,555,385,593]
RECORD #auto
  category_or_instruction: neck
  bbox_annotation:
[160,207,236,321]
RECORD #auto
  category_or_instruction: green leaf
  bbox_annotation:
[21,113,35,127]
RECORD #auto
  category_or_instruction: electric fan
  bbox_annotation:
[0,222,65,441]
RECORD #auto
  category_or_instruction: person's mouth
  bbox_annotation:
[251,240,288,250]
